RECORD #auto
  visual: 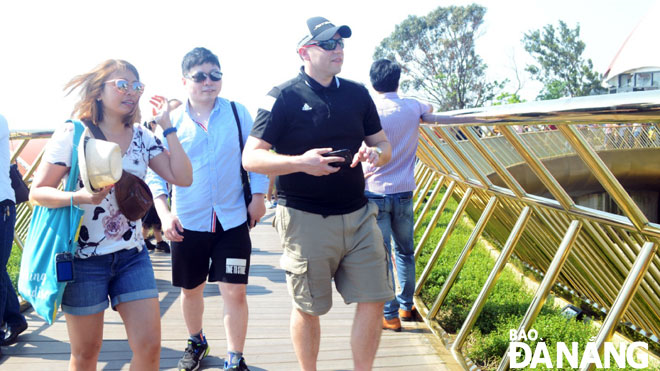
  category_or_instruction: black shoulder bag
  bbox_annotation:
[9,134,29,204]
[10,163,29,204]
[230,102,253,222]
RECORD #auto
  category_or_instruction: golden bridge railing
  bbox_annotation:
[412,90,660,370]
[10,130,54,250]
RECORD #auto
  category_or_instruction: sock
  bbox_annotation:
[226,351,243,367]
[189,330,206,345]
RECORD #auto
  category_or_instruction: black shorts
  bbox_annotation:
[171,220,251,289]
[141,205,162,229]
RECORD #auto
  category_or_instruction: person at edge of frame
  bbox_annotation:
[0,114,28,353]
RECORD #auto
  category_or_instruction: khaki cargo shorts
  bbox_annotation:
[274,203,394,315]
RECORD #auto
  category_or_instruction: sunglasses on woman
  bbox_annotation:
[106,79,145,95]
[306,38,344,51]
[186,70,223,83]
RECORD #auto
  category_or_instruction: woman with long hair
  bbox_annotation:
[29,59,192,370]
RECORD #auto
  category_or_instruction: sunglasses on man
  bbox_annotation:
[306,38,344,51]
[186,70,223,83]
[105,79,145,95]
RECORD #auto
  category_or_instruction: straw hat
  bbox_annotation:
[78,129,123,194]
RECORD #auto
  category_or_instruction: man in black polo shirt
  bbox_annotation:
[243,16,393,371]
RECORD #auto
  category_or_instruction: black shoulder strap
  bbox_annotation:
[231,102,251,191]
[82,120,107,141]
[231,102,245,152]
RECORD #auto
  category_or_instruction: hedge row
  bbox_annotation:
[414,187,658,370]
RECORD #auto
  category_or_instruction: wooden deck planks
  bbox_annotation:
[1,210,460,370]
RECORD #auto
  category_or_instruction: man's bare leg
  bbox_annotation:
[181,283,205,335]
[352,302,385,371]
[218,282,248,353]
[290,308,321,371]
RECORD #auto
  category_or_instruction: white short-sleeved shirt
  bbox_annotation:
[44,121,164,258]
[0,115,14,203]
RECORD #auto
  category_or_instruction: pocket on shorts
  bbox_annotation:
[280,253,312,304]
[275,206,290,236]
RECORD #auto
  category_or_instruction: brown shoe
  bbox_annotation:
[399,307,417,322]
[382,317,402,332]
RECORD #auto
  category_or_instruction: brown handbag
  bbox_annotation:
[113,171,153,221]
[82,121,153,221]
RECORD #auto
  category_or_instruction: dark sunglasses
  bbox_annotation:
[307,38,344,51]
[106,79,145,94]
[187,70,223,83]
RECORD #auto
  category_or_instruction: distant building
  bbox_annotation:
[604,69,660,94]
[602,2,660,94]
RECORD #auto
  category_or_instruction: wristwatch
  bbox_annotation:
[372,146,383,156]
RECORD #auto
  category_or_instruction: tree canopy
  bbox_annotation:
[523,20,603,100]
[374,4,502,111]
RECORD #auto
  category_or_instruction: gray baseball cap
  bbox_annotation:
[297,16,352,48]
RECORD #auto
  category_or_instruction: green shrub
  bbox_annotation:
[412,186,659,369]
[8,243,21,289]
[467,314,594,369]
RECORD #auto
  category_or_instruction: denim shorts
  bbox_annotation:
[61,247,158,316]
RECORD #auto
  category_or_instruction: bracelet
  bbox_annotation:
[372,146,383,156]
[163,127,178,137]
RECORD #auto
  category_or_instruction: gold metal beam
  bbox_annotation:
[451,206,532,356]
[499,125,574,210]
[427,196,498,319]
[415,188,474,295]
[436,126,492,187]
[413,177,445,234]
[580,241,658,371]
[497,220,582,371]
[413,173,437,214]
[414,181,456,259]
[558,125,649,231]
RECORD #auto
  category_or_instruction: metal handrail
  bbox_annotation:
[412,90,660,370]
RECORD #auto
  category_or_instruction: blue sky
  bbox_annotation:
[0,0,656,130]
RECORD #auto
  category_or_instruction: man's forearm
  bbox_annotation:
[153,194,171,220]
[243,148,302,176]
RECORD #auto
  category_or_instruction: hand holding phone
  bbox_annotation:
[322,149,352,168]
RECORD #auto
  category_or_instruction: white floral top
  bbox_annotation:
[44,121,164,258]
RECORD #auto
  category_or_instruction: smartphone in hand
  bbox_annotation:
[322,149,352,167]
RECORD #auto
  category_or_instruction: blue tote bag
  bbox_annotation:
[18,120,85,324]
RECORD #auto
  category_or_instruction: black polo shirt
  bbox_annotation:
[251,68,382,215]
